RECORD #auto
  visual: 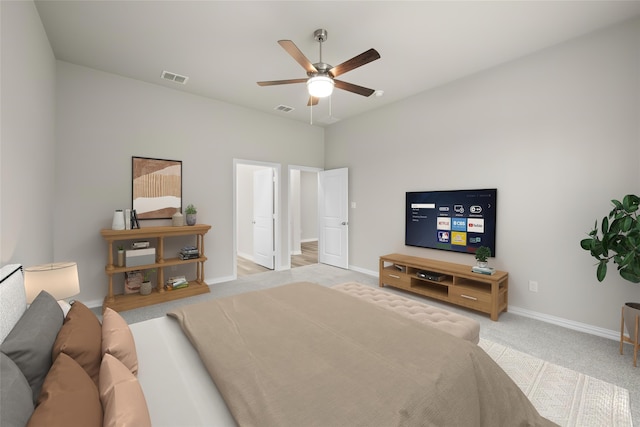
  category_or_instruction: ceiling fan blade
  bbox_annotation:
[278,40,317,74]
[257,78,307,86]
[307,96,319,106]
[334,80,376,97]
[329,48,380,78]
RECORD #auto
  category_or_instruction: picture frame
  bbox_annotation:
[132,156,182,220]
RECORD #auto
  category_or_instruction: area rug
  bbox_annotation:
[479,339,632,427]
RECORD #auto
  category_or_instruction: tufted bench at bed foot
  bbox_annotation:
[332,282,480,344]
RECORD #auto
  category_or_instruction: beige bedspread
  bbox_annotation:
[168,282,556,427]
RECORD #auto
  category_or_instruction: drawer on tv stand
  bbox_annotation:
[381,269,410,288]
[450,286,491,310]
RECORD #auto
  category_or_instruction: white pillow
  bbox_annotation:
[0,264,27,343]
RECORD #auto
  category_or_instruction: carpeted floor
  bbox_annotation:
[98,263,638,425]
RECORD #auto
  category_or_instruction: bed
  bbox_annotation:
[2,264,555,426]
[168,281,556,426]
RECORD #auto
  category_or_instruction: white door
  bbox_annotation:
[253,168,274,269]
[318,168,348,269]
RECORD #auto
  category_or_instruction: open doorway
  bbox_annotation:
[234,160,280,278]
[289,166,321,269]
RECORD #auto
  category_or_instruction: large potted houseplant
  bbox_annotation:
[580,194,640,350]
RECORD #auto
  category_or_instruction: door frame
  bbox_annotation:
[287,165,322,270]
[233,159,281,278]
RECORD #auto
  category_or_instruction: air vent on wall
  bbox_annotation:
[161,70,189,84]
[275,104,295,113]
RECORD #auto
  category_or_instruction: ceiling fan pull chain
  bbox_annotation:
[310,102,313,125]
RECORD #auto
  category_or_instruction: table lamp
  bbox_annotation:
[24,262,80,314]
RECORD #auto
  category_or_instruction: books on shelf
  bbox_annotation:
[179,245,200,260]
[165,275,189,291]
[471,266,496,275]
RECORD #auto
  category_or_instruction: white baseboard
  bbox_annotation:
[208,275,235,284]
[507,305,619,341]
[349,265,378,277]
[87,264,620,342]
[352,266,620,342]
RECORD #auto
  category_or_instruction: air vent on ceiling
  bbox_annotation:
[161,70,189,84]
[274,104,295,113]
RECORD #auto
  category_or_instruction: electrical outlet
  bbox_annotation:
[528,280,539,292]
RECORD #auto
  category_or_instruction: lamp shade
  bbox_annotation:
[307,76,334,98]
[24,262,80,304]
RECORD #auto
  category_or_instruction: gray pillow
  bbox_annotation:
[0,290,63,403]
[0,352,34,427]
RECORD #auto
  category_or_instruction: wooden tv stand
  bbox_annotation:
[379,253,508,321]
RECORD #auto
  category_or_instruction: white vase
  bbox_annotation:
[172,212,184,227]
[112,210,125,230]
[186,213,197,226]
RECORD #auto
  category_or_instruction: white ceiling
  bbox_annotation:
[35,1,640,127]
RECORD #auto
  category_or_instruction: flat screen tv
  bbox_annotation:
[405,189,497,256]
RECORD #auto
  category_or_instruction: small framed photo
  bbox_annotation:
[132,156,182,220]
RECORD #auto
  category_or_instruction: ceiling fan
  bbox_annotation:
[257,29,381,106]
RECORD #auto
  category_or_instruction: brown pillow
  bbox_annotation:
[100,354,152,427]
[52,301,102,386]
[27,353,102,427]
[102,307,139,375]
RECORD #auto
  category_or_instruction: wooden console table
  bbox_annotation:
[379,253,508,321]
[100,225,211,312]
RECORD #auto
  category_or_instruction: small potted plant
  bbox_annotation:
[140,269,155,295]
[475,246,491,268]
[185,204,197,226]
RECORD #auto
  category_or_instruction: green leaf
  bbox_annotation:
[596,260,607,282]
[620,267,640,283]
[611,199,623,210]
[623,194,639,213]
[601,216,609,234]
[580,239,593,251]
[622,216,633,232]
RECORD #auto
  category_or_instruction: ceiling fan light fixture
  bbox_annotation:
[307,75,334,98]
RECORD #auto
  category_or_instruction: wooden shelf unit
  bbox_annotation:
[100,224,211,312]
[379,253,508,321]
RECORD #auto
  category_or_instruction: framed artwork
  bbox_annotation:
[132,156,182,220]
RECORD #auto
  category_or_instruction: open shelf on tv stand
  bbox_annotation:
[379,253,508,321]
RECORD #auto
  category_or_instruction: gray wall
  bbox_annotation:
[325,18,640,333]
[52,62,323,305]
[1,1,56,266]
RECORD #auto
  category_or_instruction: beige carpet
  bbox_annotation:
[479,339,632,427]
